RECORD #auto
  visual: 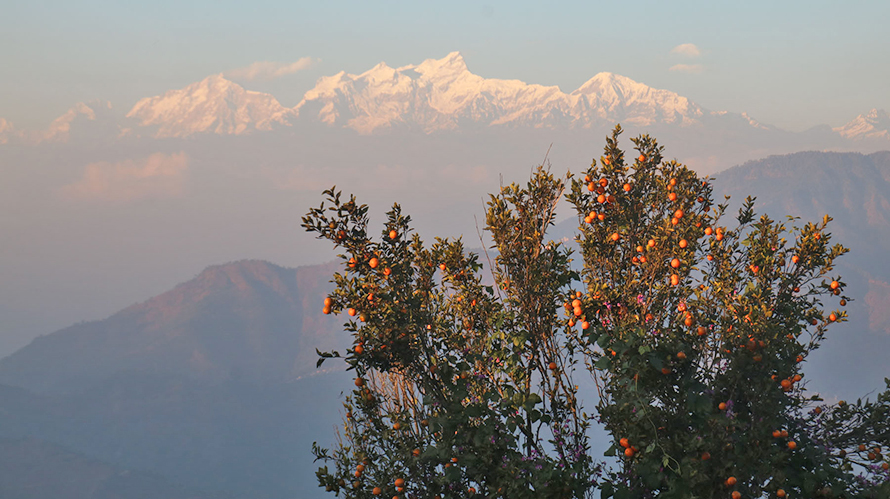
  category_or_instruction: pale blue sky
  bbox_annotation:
[2,0,888,131]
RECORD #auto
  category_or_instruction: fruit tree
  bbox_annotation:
[303,125,890,498]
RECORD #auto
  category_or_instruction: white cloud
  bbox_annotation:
[669,64,704,74]
[224,57,317,81]
[61,152,188,202]
[670,43,701,58]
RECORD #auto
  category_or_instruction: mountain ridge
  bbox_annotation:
[4,52,886,143]
[0,259,347,394]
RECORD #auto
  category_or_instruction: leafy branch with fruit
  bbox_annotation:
[302,125,889,499]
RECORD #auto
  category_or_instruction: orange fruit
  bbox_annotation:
[599,178,609,187]
[679,239,688,248]
[369,257,379,269]
[611,232,621,242]
[661,367,671,374]
[726,476,737,486]
[669,178,677,186]
[669,192,677,201]
[395,478,405,487]
[588,182,595,192]
[648,239,656,248]
[324,297,333,306]
[701,451,711,460]
[619,438,630,448]
[412,448,420,457]
[780,379,792,389]
[718,402,727,411]
[671,258,681,268]
[372,487,382,495]
[637,245,645,253]
[581,321,590,329]
[355,378,365,387]
[677,351,687,360]
[389,229,398,239]
[597,194,606,203]
[624,447,635,457]
[780,430,788,437]
[792,255,799,264]
[354,345,364,354]
[787,441,797,450]
[468,487,476,495]
[348,308,357,316]
[393,422,401,430]
[548,361,557,370]
[773,430,781,438]
[623,183,632,192]
[777,489,786,498]
[829,313,837,322]
[732,492,741,499]
[830,280,839,289]
[697,326,707,336]
[572,299,582,308]
[639,154,646,162]
[670,274,680,286]
[603,158,611,165]
[323,306,331,314]
[383,267,392,276]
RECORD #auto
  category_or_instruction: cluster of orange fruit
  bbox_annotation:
[619,437,638,458]
[564,291,591,329]
[774,373,803,392]
[770,429,797,449]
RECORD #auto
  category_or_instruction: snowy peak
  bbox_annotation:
[571,72,703,126]
[834,109,890,141]
[42,101,108,142]
[127,74,296,138]
[410,51,469,77]
[295,53,712,133]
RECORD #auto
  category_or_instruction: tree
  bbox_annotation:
[303,126,889,499]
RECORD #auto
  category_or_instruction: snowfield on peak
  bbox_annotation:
[126,74,297,138]
[294,52,715,134]
[834,109,890,141]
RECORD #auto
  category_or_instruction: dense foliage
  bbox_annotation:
[303,126,890,499]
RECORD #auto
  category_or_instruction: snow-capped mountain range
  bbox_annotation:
[833,109,890,141]
[0,52,887,143]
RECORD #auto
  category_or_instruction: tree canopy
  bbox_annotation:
[303,126,890,499]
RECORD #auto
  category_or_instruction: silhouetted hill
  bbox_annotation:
[0,437,231,499]
[0,260,347,393]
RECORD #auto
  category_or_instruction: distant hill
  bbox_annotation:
[0,437,231,499]
[0,259,348,393]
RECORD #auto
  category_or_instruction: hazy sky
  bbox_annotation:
[2,0,889,132]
